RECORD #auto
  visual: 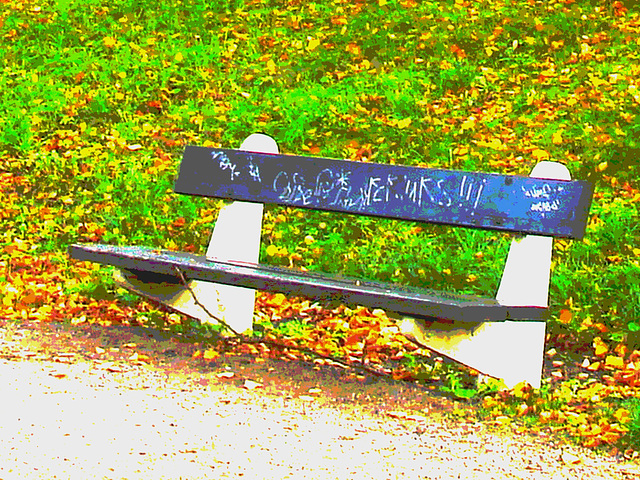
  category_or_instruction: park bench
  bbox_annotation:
[69,133,594,388]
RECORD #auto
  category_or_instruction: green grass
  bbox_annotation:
[1,0,640,453]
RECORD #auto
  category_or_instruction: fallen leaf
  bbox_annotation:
[307,37,320,51]
[397,118,412,129]
[512,382,531,399]
[593,337,609,357]
[587,361,601,371]
[532,148,550,161]
[136,353,151,363]
[614,408,631,424]
[561,451,582,465]
[243,379,262,390]
[203,349,219,361]
[558,309,572,324]
[386,411,423,422]
[605,355,625,369]
[517,403,530,416]
[266,59,277,75]
[495,416,511,425]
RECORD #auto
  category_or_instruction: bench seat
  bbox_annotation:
[69,243,547,323]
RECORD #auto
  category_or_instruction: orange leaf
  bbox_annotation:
[558,309,572,324]
[346,43,361,56]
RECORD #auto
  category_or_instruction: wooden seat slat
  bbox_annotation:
[69,244,548,323]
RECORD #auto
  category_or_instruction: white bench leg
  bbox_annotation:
[114,133,277,334]
[399,161,571,389]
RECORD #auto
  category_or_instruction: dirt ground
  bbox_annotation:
[1,319,639,479]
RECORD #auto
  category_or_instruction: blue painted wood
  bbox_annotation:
[175,146,594,239]
[68,244,548,322]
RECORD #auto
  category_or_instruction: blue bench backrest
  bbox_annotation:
[175,146,594,239]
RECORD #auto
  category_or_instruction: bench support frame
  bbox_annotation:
[399,161,570,389]
[114,134,277,334]
[115,134,569,388]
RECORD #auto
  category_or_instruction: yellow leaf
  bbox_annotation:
[586,361,601,371]
[203,349,219,361]
[552,131,563,145]
[512,381,532,399]
[475,138,503,150]
[532,149,550,161]
[307,37,320,51]
[614,408,631,424]
[605,355,625,369]
[103,36,117,48]
[593,337,609,357]
[397,118,412,129]
[266,59,277,75]
[615,343,628,357]
[495,415,511,425]
[175,52,184,62]
[266,244,279,257]
[460,116,476,131]
[270,293,287,306]
[137,353,151,363]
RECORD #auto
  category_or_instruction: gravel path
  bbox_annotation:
[1,321,639,479]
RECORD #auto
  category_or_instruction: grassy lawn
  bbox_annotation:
[1,0,639,455]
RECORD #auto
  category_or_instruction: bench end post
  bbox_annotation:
[115,133,278,334]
